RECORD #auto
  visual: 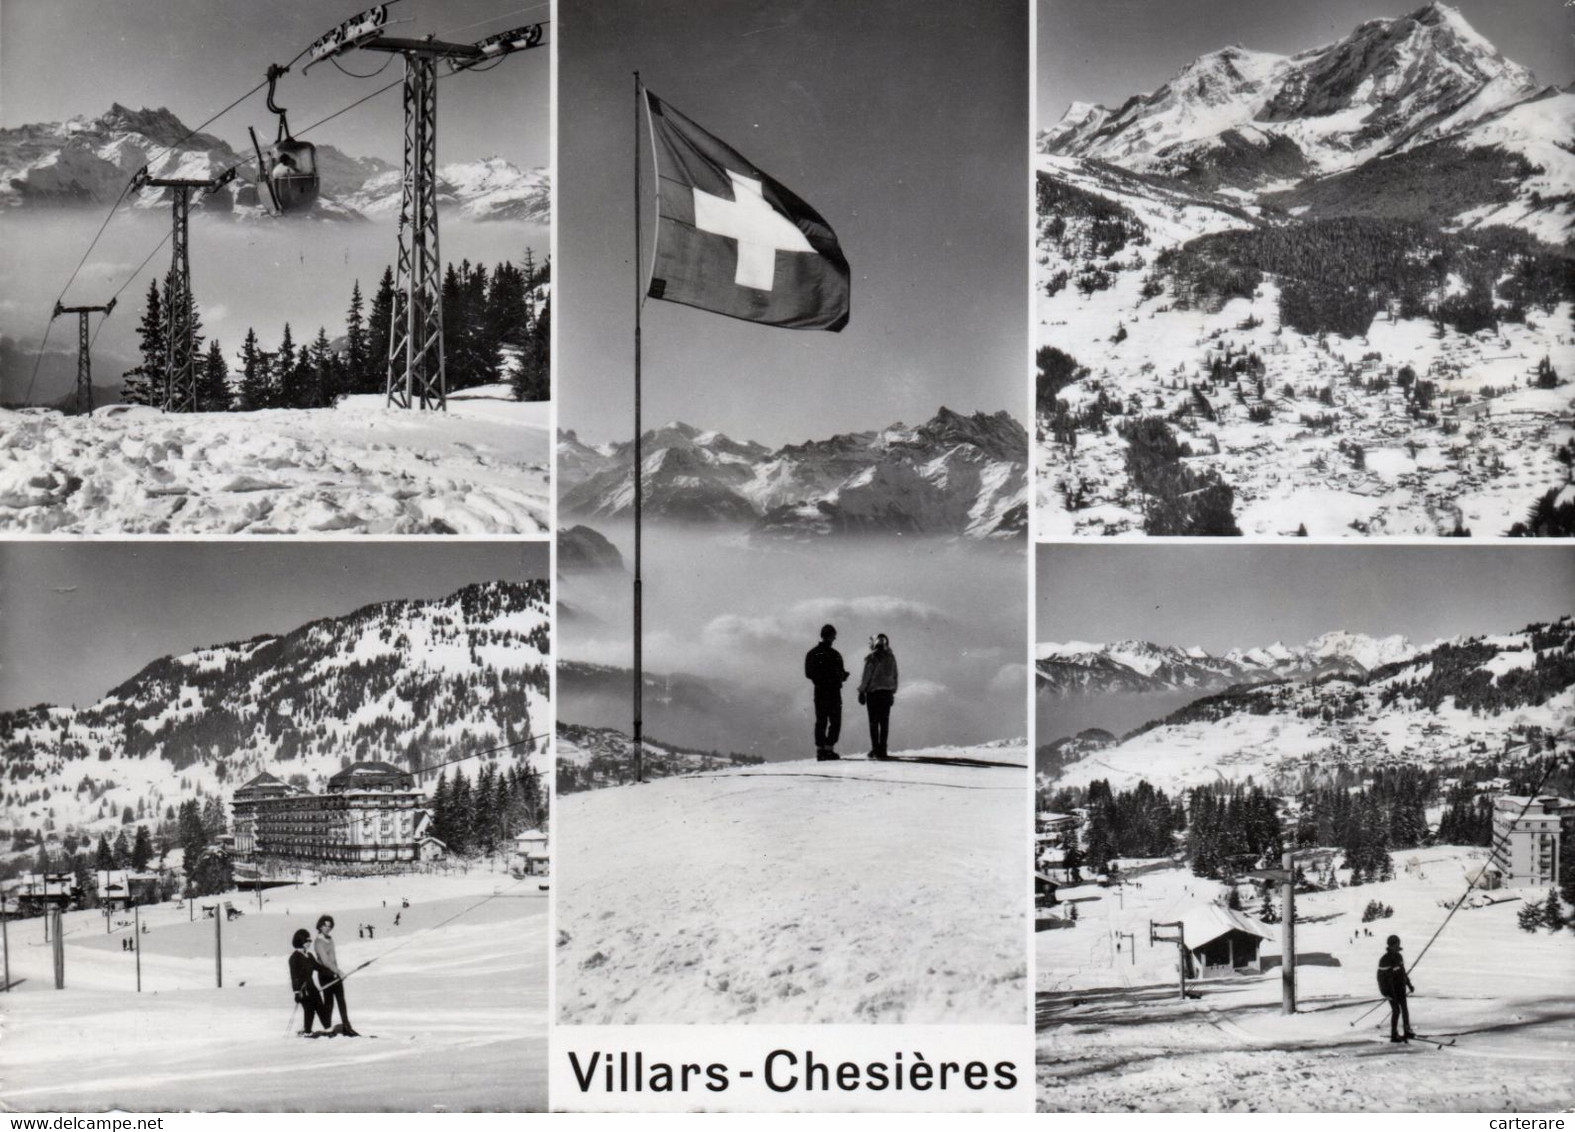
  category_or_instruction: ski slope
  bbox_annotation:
[557,747,1028,1025]
[0,386,550,534]
[1036,850,1575,1111]
[0,871,547,1112]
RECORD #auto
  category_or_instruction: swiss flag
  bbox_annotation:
[645,91,850,332]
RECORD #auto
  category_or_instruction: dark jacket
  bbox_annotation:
[804,642,848,689]
[290,948,326,999]
[859,648,899,695]
[1377,949,1413,997]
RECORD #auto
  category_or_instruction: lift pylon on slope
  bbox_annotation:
[310,16,546,411]
[50,297,117,415]
[129,167,237,412]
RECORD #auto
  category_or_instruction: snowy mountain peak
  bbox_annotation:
[1045,4,1541,177]
[558,406,1027,538]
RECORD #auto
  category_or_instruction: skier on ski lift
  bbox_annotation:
[1377,933,1417,1043]
[313,914,359,1037]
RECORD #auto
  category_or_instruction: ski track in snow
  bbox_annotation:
[0,872,547,1112]
[1035,850,1575,1111]
[0,388,550,535]
[557,751,1027,1025]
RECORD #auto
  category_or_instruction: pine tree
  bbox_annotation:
[368,266,396,390]
[274,324,300,407]
[95,833,113,870]
[344,280,374,394]
[112,829,131,868]
[1545,889,1566,932]
[196,339,230,412]
[237,328,272,410]
[131,825,153,871]
[122,279,166,406]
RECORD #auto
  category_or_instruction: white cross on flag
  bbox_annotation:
[644,90,850,331]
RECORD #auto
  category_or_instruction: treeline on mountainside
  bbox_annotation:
[0,581,550,778]
[1,797,234,901]
[121,251,551,409]
[555,723,764,794]
[425,759,547,857]
[1120,416,1241,536]
[1121,619,1574,738]
[1036,171,1147,297]
[1158,219,1572,338]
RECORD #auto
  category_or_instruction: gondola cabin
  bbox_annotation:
[267,139,319,213]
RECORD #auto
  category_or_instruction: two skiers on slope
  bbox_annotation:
[1377,934,1417,1043]
[287,915,359,1037]
[803,624,899,761]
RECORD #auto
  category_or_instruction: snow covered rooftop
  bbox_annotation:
[1180,903,1278,948]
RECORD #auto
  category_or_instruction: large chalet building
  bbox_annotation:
[232,762,432,873]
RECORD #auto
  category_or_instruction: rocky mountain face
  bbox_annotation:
[1037,632,1418,696]
[0,104,549,223]
[1039,3,1568,239]
[558,408,1028,539]
[0,581,551,838]
[1050,617,1575,790]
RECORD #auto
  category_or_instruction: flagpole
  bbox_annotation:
[632,71,644,786]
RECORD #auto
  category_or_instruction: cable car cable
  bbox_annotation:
[433,2,550,41]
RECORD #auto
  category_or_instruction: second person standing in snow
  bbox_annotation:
[858,633,899,760]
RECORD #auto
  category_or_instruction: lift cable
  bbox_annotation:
[433,2,550,41]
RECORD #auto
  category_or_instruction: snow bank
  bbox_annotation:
[0,388,549,534]
[557,748,1027,1024]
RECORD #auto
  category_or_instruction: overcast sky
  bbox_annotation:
[0,541,548,712]
[1037,0,1573,129]
[0,0,550,169]
[1038,544,1575,654]
[557,0,1028,448]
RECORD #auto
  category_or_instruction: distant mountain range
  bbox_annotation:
[559,407,1027,539]
[0,580,551,838]
[1046,617,1575,791]
[0,104,549,223]
[1041,2,1570,240]
[1037,632,1418,696]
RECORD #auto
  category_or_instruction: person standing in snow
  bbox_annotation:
[858,633,899,760]
[1377,934,1416,1043]
[289,928,331,1036]
[805,623,849,761]
[313,914,359,1037]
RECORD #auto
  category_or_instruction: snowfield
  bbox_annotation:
[0,386,549,534]
[557,747,1028,1025]
[0,871,548,1112]
[1036,850,1575,1111]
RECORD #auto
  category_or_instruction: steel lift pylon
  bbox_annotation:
[50,297,117,414]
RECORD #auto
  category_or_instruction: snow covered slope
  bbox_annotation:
[1035,6,1575,536]
[0,105,549,223]
[559,408,1027,539]
[1037,633,1416,695]
[1037,850,1575,1111]
[0,579,551,838]
[1051,618,1574,791]
[557,748,1027,1024]
[0,386,551,534]
[0,872,547,1111]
